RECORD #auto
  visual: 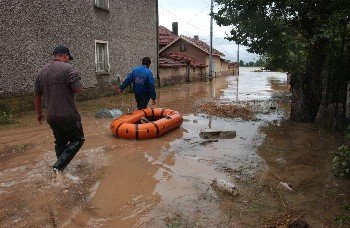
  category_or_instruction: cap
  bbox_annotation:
[52,45,73,60]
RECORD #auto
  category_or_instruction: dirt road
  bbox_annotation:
[1,68,349,227]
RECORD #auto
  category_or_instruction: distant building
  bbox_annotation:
[158,25,233,85]
[0,0,158,98]
[228,62,239,75]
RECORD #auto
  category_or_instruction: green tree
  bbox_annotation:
[239,60,245,66]
[214,0,350,126]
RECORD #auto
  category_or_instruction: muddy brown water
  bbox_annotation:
[0,68,349,227]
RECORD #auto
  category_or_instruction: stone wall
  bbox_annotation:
[0,0,157,98]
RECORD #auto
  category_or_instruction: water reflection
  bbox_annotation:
[221,67,287,102]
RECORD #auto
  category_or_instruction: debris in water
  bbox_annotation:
[95,109,122,118]
[211,178,239,196]
[199,139,218,146]
[280,182,293,191]
[200,130,236,139]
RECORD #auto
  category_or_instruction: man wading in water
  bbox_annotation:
[34,45,85,179]
[117,57,157,110]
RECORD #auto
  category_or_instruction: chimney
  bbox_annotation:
[172,22,178,36]
[194,35,199,41]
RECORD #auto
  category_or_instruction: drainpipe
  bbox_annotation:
[156,0,161,88]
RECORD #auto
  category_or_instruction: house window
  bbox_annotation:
[95,41,110,73]
[95,0,109,9]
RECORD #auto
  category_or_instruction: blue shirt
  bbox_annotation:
[120,65,156,100]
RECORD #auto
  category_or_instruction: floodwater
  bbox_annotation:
[0,67,349,227]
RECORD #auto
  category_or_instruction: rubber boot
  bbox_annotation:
[53,139,85,171]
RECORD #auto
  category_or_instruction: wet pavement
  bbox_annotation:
[0,67,349,227]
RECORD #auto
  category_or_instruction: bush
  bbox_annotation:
[0,111,16,124]
[332,145,350,178]
[332,124,350,178]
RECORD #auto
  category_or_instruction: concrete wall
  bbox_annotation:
[205,56,230,77]
[159,67,186,86]
[190,67,206,81]
[0,0,157,98]
[159,66,206,86]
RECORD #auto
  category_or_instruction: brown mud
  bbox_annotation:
[0,68,349,227]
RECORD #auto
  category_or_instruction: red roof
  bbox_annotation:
[160,52,207,68]
[159,26,178,46]
[159,57,186,68]
[181,35,224,56]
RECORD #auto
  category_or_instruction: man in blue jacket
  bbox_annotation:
[118,57,157,109]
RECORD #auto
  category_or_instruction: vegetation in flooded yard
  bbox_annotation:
[332,145,350,178]
[332,125,350,178]
[197,102,254,120]
[0,111,16,124]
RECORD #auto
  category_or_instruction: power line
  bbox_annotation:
[159,5,204,32]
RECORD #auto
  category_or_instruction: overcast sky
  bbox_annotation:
[158,0,259,63]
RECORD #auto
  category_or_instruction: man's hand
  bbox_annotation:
[151,99,156,106]
[37,114,44,124]
[117,88,124,94]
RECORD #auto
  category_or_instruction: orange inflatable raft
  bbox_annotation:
[110,108,183,139]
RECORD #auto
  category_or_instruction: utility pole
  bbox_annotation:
[209,0,213,81]
[237,44,240,76]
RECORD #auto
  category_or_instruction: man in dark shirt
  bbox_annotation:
[34,45,85,174]
[118,57,156,109]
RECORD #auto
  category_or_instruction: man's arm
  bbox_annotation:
[34,95,44,124]
[148,72,157,102]
[34,75,44,124]
[118,71,134,93]
[66,66,83,93]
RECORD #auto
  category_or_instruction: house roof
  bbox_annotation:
[228,62,238,68]
[159,26,178,46]
[164,52,207,67]
[159,35,224,57]
[159,52,207,68]
[159,57,186,68]
[220,58,230,63]
[180,35,224,57]
[158,26,224,57]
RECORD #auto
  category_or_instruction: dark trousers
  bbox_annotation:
[135,94,150,110]
[49,120,85,171]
